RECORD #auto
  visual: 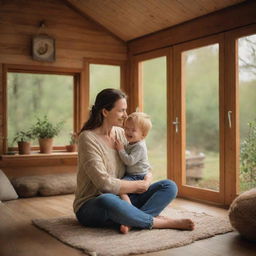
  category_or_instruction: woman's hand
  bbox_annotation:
[137,172,152,193]
[134,180,150,193]
[133,173,152,193]
[119,172,153,194]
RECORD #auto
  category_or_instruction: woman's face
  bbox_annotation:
[103,98,127,127]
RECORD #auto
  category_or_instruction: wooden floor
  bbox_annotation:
[0,195,255,256]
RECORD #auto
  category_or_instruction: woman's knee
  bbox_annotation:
[96,193,121,208]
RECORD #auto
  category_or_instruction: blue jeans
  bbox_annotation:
[122,174,146,181]
[76,179,177,230]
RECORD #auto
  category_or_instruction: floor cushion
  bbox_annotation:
[0,169,18,201]
[11,173,76,198]
[229,188,256,242]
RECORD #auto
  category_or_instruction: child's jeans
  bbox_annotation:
[122,173,146,181]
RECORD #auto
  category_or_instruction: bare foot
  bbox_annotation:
[155,216,195,230]
[120,225,131,234]
[168,218,195,230]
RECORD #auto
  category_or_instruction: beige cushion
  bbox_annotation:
[0,169,18,201]
[229,188,256,242]
[11,173,76,198]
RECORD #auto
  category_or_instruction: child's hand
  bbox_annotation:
[115,139,124,151]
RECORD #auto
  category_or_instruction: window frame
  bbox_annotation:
[1,64,84,154]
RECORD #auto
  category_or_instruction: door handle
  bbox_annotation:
[172,117,179,133]
[228,111,232,128]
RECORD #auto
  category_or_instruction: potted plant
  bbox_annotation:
[13,129,35,155]
[66,132,78,152]
[32,115,64,154]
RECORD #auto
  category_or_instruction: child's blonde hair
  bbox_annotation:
[125,112,152,137]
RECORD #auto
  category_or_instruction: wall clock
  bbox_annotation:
[32,35,55,62]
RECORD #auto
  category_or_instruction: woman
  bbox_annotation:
[73,88,194,234]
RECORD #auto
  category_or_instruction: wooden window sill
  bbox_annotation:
[0,151,77,167]
[1,151,77,159]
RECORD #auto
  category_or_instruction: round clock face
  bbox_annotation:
[33,36,55,61]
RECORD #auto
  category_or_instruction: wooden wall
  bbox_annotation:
[0,0,127,177]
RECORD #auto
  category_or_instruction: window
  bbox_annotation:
[141,56,167,181]
[7,72,73,147]
[89,64,120,105]
[2,65,82,154]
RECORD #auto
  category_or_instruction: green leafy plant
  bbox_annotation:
[32,115,64,139]
[240,119,256,190]
[12,129,35,143]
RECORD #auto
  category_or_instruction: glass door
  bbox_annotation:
[131,26,256,205]
[173,35,225,203]
[224,25,256,204]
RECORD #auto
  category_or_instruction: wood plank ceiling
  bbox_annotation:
[65,0,246,42]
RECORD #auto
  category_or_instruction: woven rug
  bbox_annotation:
[32,208,233,256]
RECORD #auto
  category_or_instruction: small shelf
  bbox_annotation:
[1,151,77,159]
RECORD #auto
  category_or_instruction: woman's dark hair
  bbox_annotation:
[80,88,127,133]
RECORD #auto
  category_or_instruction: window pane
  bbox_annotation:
[141,56,167,181]
[7,73,73,147]
[239,34,256,192]
[89,64,120,105]
[183,44,220,191]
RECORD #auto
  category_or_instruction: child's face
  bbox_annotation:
[124,119,144,144]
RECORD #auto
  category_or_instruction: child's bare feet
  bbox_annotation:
[120,224,131,234]
[155,216,195,230]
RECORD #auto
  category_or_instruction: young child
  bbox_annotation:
[115,111,152,205]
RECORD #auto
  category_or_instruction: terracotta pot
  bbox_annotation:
[66,144,77,152]
[39,138,53,154]
[18,141,31,155]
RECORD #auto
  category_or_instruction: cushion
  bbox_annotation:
[229,188,256,242]
[11,173,76,198]
[0,169,18,201]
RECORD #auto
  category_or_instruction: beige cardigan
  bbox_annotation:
[73,126,126,213]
